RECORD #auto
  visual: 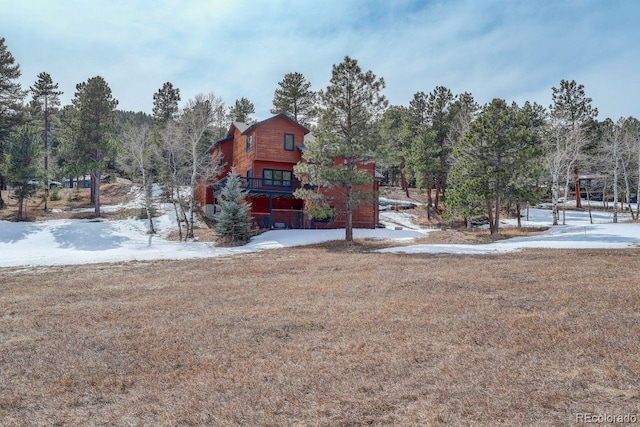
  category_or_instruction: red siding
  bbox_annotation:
[305,162,378,229]
[217,139,234,178]
[233,127,254,177]
[254,116,306,164]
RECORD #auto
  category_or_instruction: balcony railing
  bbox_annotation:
[240,177,302,194]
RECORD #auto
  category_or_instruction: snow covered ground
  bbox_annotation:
[0,204,427,268]
[379,208,640,255]
[1,195,639,268]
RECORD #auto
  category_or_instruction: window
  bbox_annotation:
[284,133,294,151]
[246,134,253,152]
[263,169,292,187]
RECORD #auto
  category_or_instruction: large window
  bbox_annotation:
[284,133,294,151]
[263,169,292,187]
[246,134,253,152]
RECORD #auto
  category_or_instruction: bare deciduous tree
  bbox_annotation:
[119,123,157,234]
[160,93,225,240]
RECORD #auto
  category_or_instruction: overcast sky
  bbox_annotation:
[2,0,639,120]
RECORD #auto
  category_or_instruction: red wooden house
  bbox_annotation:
[197,114,379,229]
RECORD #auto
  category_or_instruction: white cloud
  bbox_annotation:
[2,0,639,119]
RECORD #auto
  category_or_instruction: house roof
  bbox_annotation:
[206,135,233,154]
[241,113,310,136]
[232,121,250,133]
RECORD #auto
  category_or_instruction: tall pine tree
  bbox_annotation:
[0,37,26,208]
[546,79,598,224]
[30,71,62,210]
[152,82,181,125]
[72,76,119,218]
[271,72,316,126]
[294,56,387,241]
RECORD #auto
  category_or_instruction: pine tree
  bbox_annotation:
[0,37,27,208]
[6,125,43,220]
[448,99,544,234]
[378,105,410,193]
[214,169,251,244]
[271,72,316,126]
[405,91,438,216]
[546,79,598,224]
[30,71,62,210]
[152,82,181,125]
[294,56,387,241]
[72,76,119,218]
[228,97,255,123]
[426,86,455,209]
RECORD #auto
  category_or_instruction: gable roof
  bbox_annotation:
[232,121,250,133]
[241,113,310,136]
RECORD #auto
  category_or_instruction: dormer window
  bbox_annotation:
[284,133,294,151]
[246,134,253,152]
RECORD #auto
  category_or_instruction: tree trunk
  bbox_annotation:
[613,166,619,224]
[0,177,4,209]
[186,139,200,240]
[90,174,95,204]
[516,202,522,229]
[487,202,494,234]
[493,194,501,235]
[345,183,353,242]
[562,175,570,225]
[17,197,24,221]
[574,167,581,208]
[426,179,432,221]
[551,174,559,225]
[624,169,634,220]
[93,170,101,218]
[172,186,183,241]
[434,178,441,212]
[44,109,49,211]
[143,172,155,234]
[586,183,593,224]
[613,141,619,223]
[399,157,409,198]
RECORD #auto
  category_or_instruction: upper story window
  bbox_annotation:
[284,133,295,151]
[246,134,253,152]
[263,169,292,187]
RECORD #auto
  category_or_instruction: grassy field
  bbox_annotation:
[2,246,639,426]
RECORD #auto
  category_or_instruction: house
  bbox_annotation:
[196,114,379,229]
[63,175,111,189]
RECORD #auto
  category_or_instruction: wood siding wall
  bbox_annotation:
[232,127,255,177]
[217,139,234,177]
[307,162,379,229]
[254,117,305,164]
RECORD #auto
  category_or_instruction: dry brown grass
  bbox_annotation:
[2,248,639,425]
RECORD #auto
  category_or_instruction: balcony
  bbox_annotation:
[240,177,302,195]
